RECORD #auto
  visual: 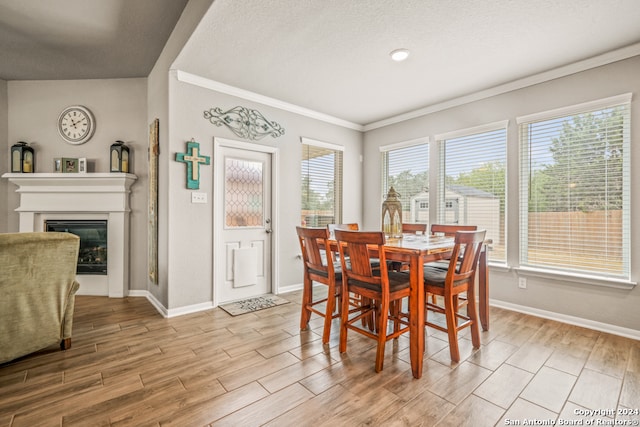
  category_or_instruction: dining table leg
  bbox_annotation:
[478,248,489,331]
[409,254,425,379]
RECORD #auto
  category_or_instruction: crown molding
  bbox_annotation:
[174,42,640,134]
[175,70,364,131]
[364,42,640,132]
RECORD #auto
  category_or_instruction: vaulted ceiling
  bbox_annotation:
[3,0,640,127]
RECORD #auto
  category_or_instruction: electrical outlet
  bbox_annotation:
[518,277,527,289]
[191,192,207,204]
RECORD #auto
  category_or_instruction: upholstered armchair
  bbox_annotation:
[0,232,80,364]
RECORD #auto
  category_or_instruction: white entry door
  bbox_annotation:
[215,143,273,304]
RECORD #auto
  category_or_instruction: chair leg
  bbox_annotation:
[322,284,336,344]
[362,297,375,331]
[443,293,460,362]
[375,298,389,372]
[390,300,400,335]
[300,275,313,330]
[339,285,351,354]
[466,287,481,349]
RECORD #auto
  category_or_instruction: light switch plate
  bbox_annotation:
[191,192,207,203]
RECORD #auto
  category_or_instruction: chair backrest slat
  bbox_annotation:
[402,223,427,234]
[447,230,486,284]
[296,226,334,276]
[334,229,387,289]
[431,224,477,237]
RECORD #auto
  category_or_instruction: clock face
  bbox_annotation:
[57,106,96,144]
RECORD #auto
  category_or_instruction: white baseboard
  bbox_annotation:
[490,299,640,341]
[125,289,639,340]
[127,290,168,317]
[166,301,215,318]
[276,283,303,295]
[131,290,214,318]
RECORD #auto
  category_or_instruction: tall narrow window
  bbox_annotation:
[518,94,631,279]
[437,122,507,263]
[380,139,430,225]
[301,138,343,227]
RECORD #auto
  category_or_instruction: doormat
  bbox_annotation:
[219,294,290,316]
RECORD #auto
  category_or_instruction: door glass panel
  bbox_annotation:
[225,157,264,227]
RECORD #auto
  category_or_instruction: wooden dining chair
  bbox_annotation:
[402,222,428,234]
[326,223,368,327]
[296,226,342,344]
[423,229,486,362]
[427,224,479,304]
[334,229,411,372]
[389,223,429,272]
[327,223,359,236]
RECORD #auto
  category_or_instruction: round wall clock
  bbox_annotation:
[57,105,96,145]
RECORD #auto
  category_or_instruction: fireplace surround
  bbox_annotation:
[2,173,137,297]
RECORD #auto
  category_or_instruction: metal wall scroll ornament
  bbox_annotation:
[203,106,285,140]
[176,139,210,189]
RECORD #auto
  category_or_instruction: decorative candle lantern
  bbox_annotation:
[110,140,130,173]
[382,186,403,238]
[11,141,35,173]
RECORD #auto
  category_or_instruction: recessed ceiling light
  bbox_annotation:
[390,48,410,62]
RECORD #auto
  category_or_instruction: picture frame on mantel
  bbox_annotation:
[54,157,79,173]
[148,118,160,284]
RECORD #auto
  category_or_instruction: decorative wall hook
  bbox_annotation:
[203,106,285,140]
[176,139,210,189]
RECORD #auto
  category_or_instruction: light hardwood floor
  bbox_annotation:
[1,290,639,427]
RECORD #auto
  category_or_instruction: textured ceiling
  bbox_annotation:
[2,0,640,127]
[0,0,188,80]
[175,0,640,125]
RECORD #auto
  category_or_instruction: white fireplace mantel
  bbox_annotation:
[2,172,137,297]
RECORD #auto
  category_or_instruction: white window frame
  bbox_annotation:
[380,137,430,225]
[300,137,344,227]
[435,120,508,263]
[516,93,634,289]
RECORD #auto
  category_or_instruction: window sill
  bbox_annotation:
[514,267,636,290]
[487,262,510,273]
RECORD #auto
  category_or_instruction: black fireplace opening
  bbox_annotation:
[45,220,108,275]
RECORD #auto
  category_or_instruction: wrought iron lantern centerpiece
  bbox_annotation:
[11,141,35,173]
[110,140,130,173]
[382,186,403,239]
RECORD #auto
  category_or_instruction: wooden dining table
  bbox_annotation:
[329,233,489,379]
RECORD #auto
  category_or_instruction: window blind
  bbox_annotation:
[381,142,429,225]
[301,140,343,227]
[438,123,507,262]
[518,96,630,279]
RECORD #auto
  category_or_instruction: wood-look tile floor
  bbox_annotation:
[1,290,639,427]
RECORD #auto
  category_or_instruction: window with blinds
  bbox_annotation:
[381,140,430,225]
[518,94,631,279]
[301,138,343,227]
[437,122,507,263]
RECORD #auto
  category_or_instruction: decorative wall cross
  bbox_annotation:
[176,140,210,189]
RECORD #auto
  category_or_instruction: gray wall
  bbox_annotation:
[363,56,640,332]
[146,0,215,308]
[0,79,7,232]
[164,75,363,309]
[5,78,149,292]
